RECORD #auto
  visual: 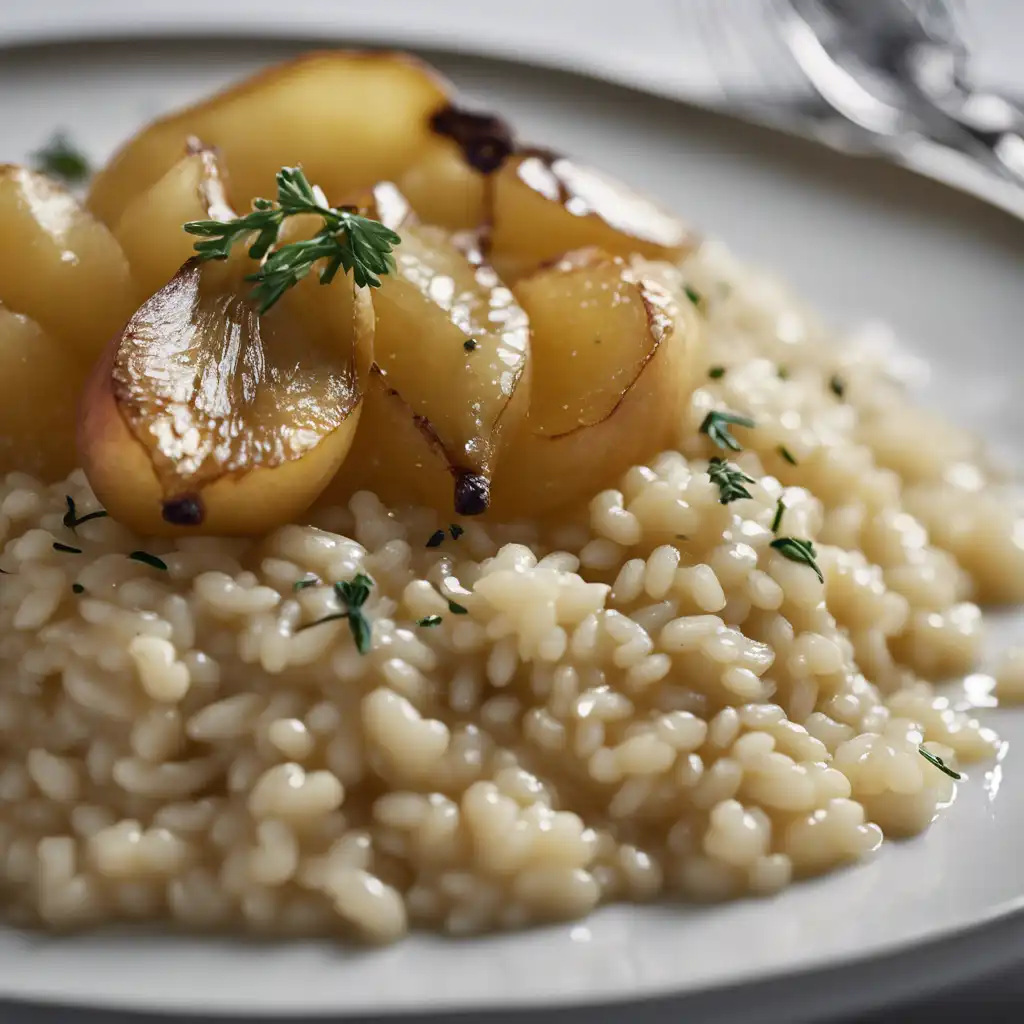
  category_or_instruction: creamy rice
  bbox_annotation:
[0,241,1018,941]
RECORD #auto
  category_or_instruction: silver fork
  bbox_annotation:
[687,0,1024,211]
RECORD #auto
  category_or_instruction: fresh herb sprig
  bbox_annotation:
[298,572,375,654]
[769,536,823,583]
[32,132,91,185]
[700,410,755,452]
[919,746,961,780]
[185,167,401,314]
[707,458,754,505]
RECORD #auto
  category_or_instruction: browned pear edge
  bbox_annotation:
[88,50,457,221]
[521,250,677,442]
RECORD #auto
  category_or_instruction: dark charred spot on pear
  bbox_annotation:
[454,472,490,516]
[162,495,205,527]
[430,104,516,174]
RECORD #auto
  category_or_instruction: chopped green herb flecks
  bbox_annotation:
[417,615,443,628]
[32,131,91,185]
[777,366,790,380]
[708,366,726,380]
[128,551,169,571]
[53,542,82,554]
[707,457,754,505]
[684,285,702,306]
[449,524,465,540]
[293,577,320,591]
[919,746,961,780]
[71,583,85,595]
[63,495,108,532]
[426,530,446,548]
[770,537,823,583]
[447,599,469,615]
[185,166,400,313]
[699,410,755,452]
[829,375,846,399]
[771,498,786,534]
[778,445,798,466]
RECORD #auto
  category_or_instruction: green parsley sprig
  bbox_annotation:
[185,167,401,314]
[707,458,754,505]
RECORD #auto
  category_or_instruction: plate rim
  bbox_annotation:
[1,19,1023,1023]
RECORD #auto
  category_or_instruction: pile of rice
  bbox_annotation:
[0,241,1020,942]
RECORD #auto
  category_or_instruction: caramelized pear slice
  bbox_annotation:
[0,304,87,479]
[78,255,374,537]
[490,152,696,280]
[393,103,515,230]
[113,141,234,303]
[0,166,134,360]
[491,250,703,518]
[322,184,529,515]
[88,52,451,228]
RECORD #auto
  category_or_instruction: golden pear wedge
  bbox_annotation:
[88,52,451,228]
[489,152,697,280]
[491,250,704,518]
[0,165,135,361]
[113,141,235,303]
[0,304,87,479]
[78,252,374,537]
[321,184,529,516]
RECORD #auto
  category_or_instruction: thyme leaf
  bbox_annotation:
[128,551,169,571]
[771,498,786,534]
[32,131,91,185]
[769,537,823,583]
[707,457,754,505]
[699,410,755,452]
[185,166,400,313]
[919,747,961,780]
[63,495,108,532]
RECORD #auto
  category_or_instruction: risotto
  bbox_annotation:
[0,235,1019,940]
[0,51,1021,943]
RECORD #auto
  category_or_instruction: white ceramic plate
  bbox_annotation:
[1,27,1023,1024]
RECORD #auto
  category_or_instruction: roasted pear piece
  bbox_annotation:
[491,250,703,518]
[0,304,87,478]
[489,152,696,280]
[113,141,235,303]
[88,52,451,228]
[321,184,529,515]
[78,251,374,537]
[393,104,515,231]
[0,165,134,361]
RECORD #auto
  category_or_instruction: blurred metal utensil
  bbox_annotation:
[778,0,1024,187]
[689,0,1024,219]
